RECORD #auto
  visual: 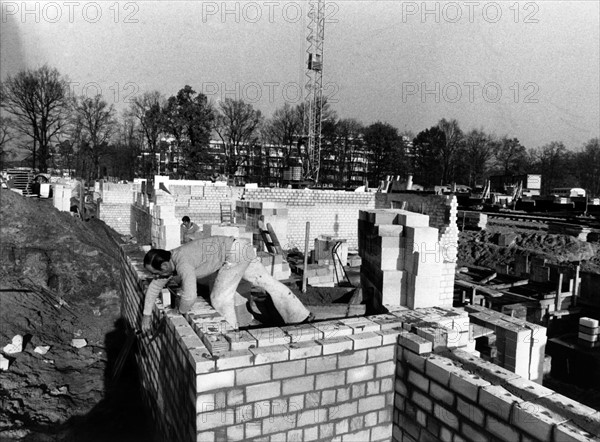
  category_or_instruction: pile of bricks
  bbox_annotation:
[457,210,488,230]
[578,317,599,348]
[295,263,336,287]
[235,200,288,249]
[52,184,73,212]
[256,251,291,280]
[549,222,591,241]
[466,305,547,383]
[313,235,348,267]
[359,209,455,309]
[201,224,253,242]
[149,196,181,250]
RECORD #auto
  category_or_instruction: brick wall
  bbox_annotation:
[168,183,245,226]
[119,244,198,441]
[243,188,377,250]
[119,244,598,441]
[118,243,399,441]
[97,181,140,235]
[393,333,600,442]
[131,204,152,246]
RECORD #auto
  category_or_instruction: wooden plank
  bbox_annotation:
[455,280,503,297]
[488,279,529,290]
[479,272,497,284]
[266,223,284,257]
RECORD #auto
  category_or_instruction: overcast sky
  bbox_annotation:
[1,1,599,150]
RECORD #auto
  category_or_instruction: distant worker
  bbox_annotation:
[141,236,313,330]
[181,216,200,244]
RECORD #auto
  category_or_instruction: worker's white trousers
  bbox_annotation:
[210,238,310,328]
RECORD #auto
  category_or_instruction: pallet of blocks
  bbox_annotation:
[578,317,600,348]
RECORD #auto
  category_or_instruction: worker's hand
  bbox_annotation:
[141,315,152,333]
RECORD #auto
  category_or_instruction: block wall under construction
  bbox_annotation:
[117,240,598,442]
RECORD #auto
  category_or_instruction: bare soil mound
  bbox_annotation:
[457,223,600,274]
[0,188,150,441]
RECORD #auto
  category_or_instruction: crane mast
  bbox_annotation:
[304,0,325,183]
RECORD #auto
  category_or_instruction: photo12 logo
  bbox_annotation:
[1,2,140,24]
[401,82,540,104]
[202,81,340,105]
[400,1,540,24]
[67,81,140,104]
[201,1,339,24]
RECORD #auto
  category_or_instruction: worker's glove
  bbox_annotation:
[141,315,152,333]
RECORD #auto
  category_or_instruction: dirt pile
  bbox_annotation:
[457,224,600,274]
[0,188,149,441]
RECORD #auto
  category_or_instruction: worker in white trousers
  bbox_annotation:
[141,236,312,330]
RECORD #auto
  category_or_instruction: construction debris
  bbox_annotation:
[0,354,10,371]
[3,335,23,354]
[70,338,87,348]
[33,346,51,355]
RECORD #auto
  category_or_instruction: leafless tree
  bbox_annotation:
[437,118,463,184]
[72,94,117,179]
[214,98,263,178]
[127,91,165,176]
[462,129,495,186]
[264,103,303,166]
[0,65,70,171]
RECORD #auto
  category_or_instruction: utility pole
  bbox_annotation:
[304,0,325,184]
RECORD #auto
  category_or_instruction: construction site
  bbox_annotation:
[1,1,600,441]
[1,171,600,441]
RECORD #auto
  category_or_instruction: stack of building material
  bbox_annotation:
[314,235,348,266]
[466,305,547,383]
[150,201,180,250]
[457,210,487,230]
[52,184,73,212]
[359,209,452,309]
[359,210,407,306]
[256,251,291,280]
[235,201,288,250]
[549,222,591,241]
[201,223,253,242]
[578,317,599,347]
[347,251,362,267]
[295,263,335,287]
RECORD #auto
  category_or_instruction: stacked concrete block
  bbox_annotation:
[52,184,72,212]
[359,208,455,310]
[296,263,336,287]
[150,201,181,250]
[200,224,253,242]
[256,251,291,280]
[578,317,599,348]
[235,200,289,251]
[466,305,547,383]
[457,210,488,230]
[314,235,348,267]
[359,210,407,306]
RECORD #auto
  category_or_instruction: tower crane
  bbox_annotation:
[303,0,325,183]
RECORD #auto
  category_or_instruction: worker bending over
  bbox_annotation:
[181,216,201,243]
[141,236,312,330]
